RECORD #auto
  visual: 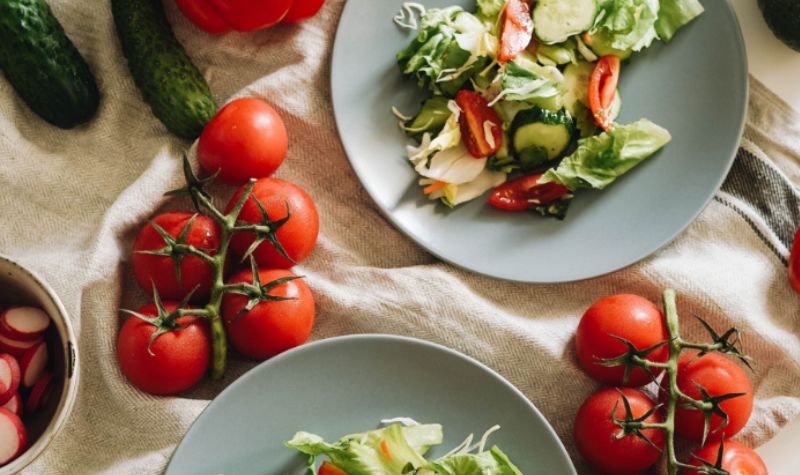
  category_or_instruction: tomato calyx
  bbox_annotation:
[688,439,729,475]
[610,389,664,451]
[692,315,754,371]
[688,383,747,447]
[223,257,303,321]
[166,155,218,213]
[135,213,214,286]
[232,194,295,264]
[121,287,198,355]
[598,336,669,385]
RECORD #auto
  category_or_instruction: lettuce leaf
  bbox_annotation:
[494,61,561,106]
[541,119,671,190]
[655,0,704,42]
[591,0,660,52]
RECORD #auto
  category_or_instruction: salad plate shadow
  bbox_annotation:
[165,334,576,474]
[330,0,747,283]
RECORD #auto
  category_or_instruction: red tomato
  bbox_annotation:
[498,0,533,63]
[455,90,503,158]
[175,0,231,35]
[789,226,800,293]
[117,303,210,395]
[282,0,325,23]
[132,212,221,301]
[589,55,621,131]
[574,388,665,474]
[575,294,669,386]
[198,98,288,185]
[684,440,767,475]
[227,178,319,268]
[318,461,347,475]
[662,352,753,442]
[487,173,569,211]
[206,0,293,32]
[222,268,315,359]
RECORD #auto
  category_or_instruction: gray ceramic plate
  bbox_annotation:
[330,0,747,283]
[166,335,576,474]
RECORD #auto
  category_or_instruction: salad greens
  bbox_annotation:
[393,0,703,218]
[286,421,523,475]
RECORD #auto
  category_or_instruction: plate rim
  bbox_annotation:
[329,0,749,284]
[166,333,577,474]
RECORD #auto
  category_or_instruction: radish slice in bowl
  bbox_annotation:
[0,354,20,405]
[0,335,43,358]
[20,343,47,389]
[0,407,26,464]
[1,393,22,418]
[25,372,54,414]
[0,308,49,342]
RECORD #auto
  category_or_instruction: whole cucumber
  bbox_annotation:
[111,0,217,139]
[0,0,100,129]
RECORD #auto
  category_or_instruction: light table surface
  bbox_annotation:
[730,0,800,472]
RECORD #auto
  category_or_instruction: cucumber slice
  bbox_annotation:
[533,0,597,44]
[587,30,633,60]
[511,108,574,161]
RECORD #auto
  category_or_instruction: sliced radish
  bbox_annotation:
[25,372,54,414]
[1,393,21,418]
[0,355,20,406]
[0,334,42,357]
[0,307,49,342]
[0,408,26,464]
[20,342,47,388]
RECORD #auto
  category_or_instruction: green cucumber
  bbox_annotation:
[510,108,574,165]
[111,0,217,139]
[533,0,597,44]
[405,96,451,138]
[0,0,100,128]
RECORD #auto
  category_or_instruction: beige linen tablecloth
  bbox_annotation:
[1,1,799,473]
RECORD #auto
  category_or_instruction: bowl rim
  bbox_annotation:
[0,254,80,473]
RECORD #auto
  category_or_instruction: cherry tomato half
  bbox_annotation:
[498,0,533,63]
[455,90,503,158]
[589,55,621,131]
[488,173,569,211]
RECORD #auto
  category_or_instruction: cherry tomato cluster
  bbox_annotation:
[175,0,325,35]
[572,293,767,475]
[118,98,319,395]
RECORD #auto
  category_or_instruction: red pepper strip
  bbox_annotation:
[318,461,348,475]
[206,0,294,32]
[588,55,621,131]
[488,173,570,212]
[174,0,231,35]
[498,0,534,63]
[455,90,503,158]
[379,439,393,460]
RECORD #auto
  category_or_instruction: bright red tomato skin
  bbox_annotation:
[683,440,767,475]
[227,178,319,268]
[318,461,347,475]
[662,352,753,442]
[132,212,221,301]
[455,90,503,158]
[589,55,621,130]
[574,388,665,474]
[789,226,800,293]
[222,268,315,359]
[207,0,293,32]
[488,174,569,211]
[198,98,288,185]
[175,0,231,35]
[117,303,210,395]
[498,0,533,63]
[576,294,669,386]
[282,0,325,23]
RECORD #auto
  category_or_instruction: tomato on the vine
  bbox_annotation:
[117,303,210,395]
[574,387,665,474]
[789,226,800,293]
[282,0,325,23]
[227,178,319,268]
[662,352,753,442]
[684,440,767,475]
[222,268,315,359]
[132,212,221,301]
[198,98,288,185]
[575,294,669,386]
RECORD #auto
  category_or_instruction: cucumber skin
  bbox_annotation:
[111,0,217,139]
[0,0,100,129]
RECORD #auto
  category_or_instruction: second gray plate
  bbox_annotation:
[330,0,747,283]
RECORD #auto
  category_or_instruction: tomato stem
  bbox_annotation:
[662,288,683,475]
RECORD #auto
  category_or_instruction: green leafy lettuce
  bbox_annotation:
[495,61,561,107]
[590,0,661,53]
[541,119,671,190]
[655,0,704,41]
